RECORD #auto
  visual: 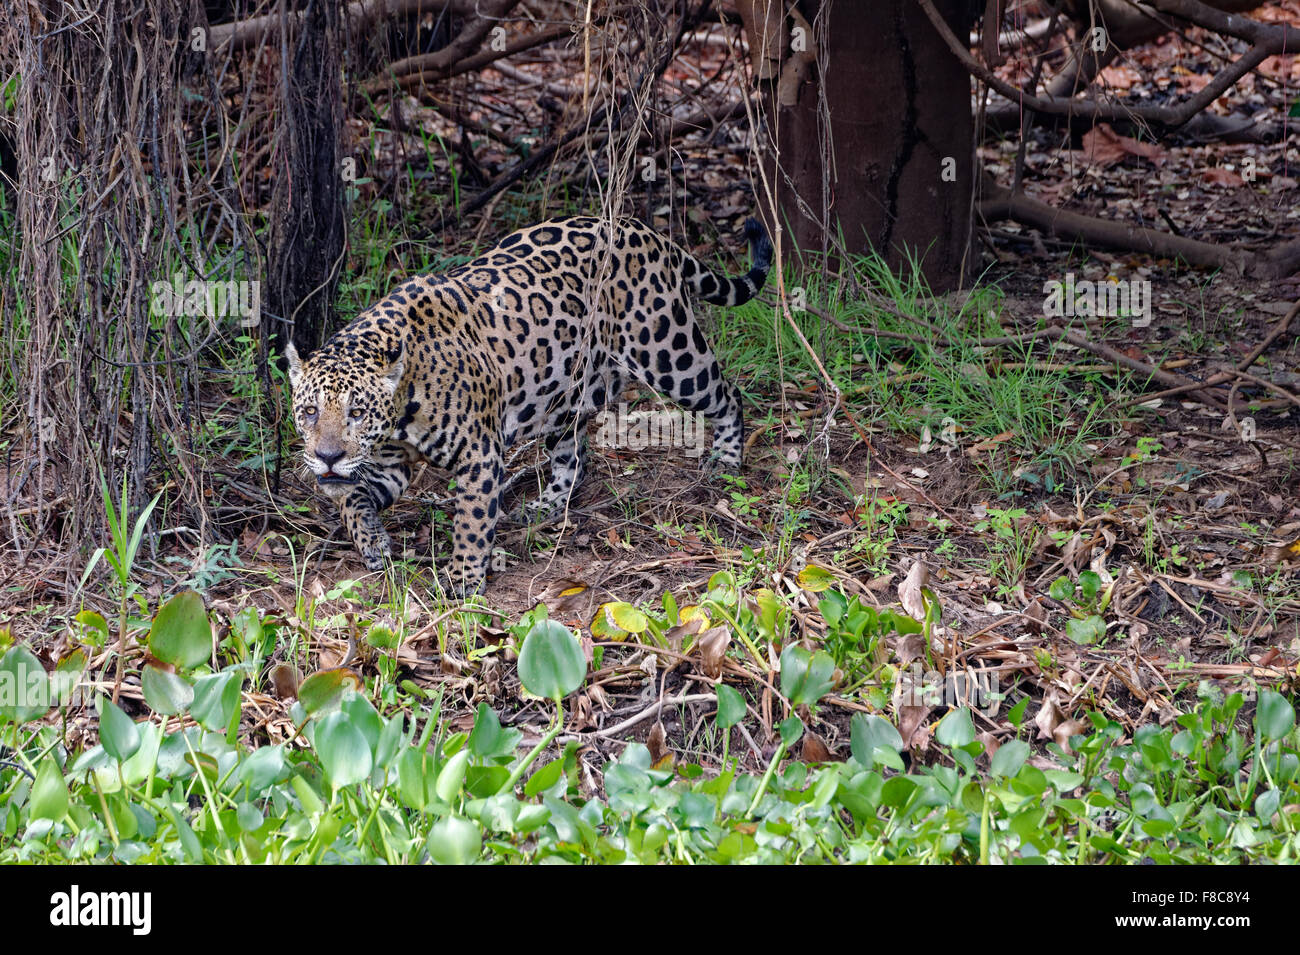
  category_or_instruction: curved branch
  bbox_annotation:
[362,17,575,95]
[978,184,1249,272]
[210,0,491,54]
[917,0,1295,134]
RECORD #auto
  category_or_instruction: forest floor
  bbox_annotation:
[3,5,1299,776]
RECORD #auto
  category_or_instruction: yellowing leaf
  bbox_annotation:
[797,564,835,592]
[606,602,648,634]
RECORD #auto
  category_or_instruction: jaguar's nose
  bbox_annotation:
[316,447,345,468]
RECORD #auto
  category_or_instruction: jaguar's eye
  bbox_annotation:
[303,405,318,417]
[349,408,364,419]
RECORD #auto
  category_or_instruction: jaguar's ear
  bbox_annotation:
[284,341,303,389]
[381,342,404,390]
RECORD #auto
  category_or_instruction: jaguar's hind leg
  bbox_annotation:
[628,304,744,471]
[522,413,590,521]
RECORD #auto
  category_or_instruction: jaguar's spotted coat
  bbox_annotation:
[285,215,772,594]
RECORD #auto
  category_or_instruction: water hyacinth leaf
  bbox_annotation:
[29,756,69,822]
[238,744,286,793]
[517,620,586,701]
[97,696,142,762]
[589,604,628,640]
[73,610,110,649]
[604,602,648,634]
[524,757,565,797]
[779,645,835,707]
[818,590,848,627]
[436,749,471,803]
[935,707,976,747]
[1065,616,1106,645]
[779,715,804,747]
[375,713,405,770]
[1048,577,1075,602]
[850,713,904,768]
[236,801,263,832]
[678,605,711,631]
[51,649,87,707]
[1256,690,1295,741]
[365,624,400,650]
[141,663,194,716]
[1256,787,1281,823]
[990,739,1030,778]
[715,684,746,729]
[468,703,507,760]
[148,590,212,669]
[120,722,163,787]
[396,747,435,811]
[797,564,835,592]
[229,606,263,650]
[426,815,481,865]
[0,644,49,724]
[184,749,220,784]
[315,710,373,789]
[190,671,243,732]
[752,589,782,640]
[341,693,384,754]
[297,668,363,716]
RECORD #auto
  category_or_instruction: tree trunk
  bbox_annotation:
[744,0,976,291]
[267,0,346,356]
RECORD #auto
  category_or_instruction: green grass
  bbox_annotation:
[711,248,1119,499]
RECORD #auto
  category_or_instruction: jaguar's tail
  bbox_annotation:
[685,217,773,307]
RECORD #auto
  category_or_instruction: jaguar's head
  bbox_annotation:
[285,339,404,489]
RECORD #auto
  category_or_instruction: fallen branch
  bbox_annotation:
[917,0,1298,135]
[979,184,1245,272]
[362,16,579,96]
[210,0,492,53]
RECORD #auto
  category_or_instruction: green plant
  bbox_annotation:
[77,475,164,702]
[1049,571,1112,645]
[817,588,920,684]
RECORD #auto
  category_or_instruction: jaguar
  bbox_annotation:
[285,214,772,594]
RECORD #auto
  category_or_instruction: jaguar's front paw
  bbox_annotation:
[357,532,394,571]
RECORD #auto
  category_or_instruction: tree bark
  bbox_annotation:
[745,0,976,291]
[267,1,347,356]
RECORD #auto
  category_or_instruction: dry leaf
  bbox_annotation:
[895,632,926,667]
[800,732,833,763]
[978,731,1000,761]
[1079,123,1166,168]
[648,722,674,769]
[898,560,930,622]
[1023,599,1046,634]
[268,663,300,699]
[698,626,732,679]
[898,704,933,749]
[569,692,596,733]
[1202,167,1244,187]
[1035,690,1065,741]
[1053,719,1089,753]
